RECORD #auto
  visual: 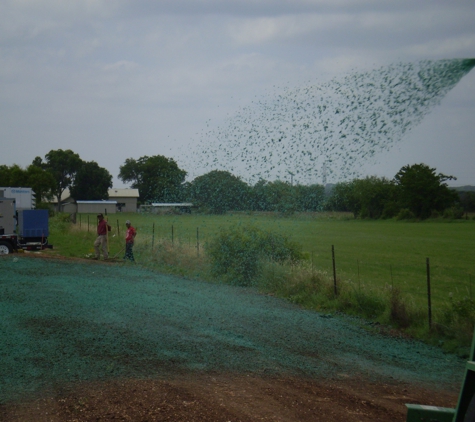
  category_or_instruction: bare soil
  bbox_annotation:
[0,372,458,422]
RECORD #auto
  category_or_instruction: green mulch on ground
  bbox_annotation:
[0,255,464,404]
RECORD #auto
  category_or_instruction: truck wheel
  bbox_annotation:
[0,241,13,255]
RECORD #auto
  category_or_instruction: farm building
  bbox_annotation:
[108,188,139,212]
[76,200,118,214]
[51,188,139,213]
[139,203,194,214]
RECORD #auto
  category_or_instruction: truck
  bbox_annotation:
[0,195,53,255]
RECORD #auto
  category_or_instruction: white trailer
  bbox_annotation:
[0,187,36,210]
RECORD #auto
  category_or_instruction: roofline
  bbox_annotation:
[76,200,118,204]
[143,203,194,207]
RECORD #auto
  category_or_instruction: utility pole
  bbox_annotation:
[288,170,294,187]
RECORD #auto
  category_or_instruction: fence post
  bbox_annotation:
[357,259,360,290]
[332,245,337,296]
[470,274,472,300]
[152,222,155,250]
[197,227,200,257]
[117,220,120,237]
[172,225,174,245]
[426,257,432,329]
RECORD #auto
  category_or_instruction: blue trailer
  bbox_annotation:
[0,198,52,254]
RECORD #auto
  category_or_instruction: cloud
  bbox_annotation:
[0,0,474,186]
[402,35,475,58]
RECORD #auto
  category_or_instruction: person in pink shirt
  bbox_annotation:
[124,220,137,262]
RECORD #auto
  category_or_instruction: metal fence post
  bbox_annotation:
[152,222,155,251]
[426,257,432,329]
[197,227,200,257]
[332,245,337,296]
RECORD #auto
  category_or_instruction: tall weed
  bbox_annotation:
[206,224,303,286]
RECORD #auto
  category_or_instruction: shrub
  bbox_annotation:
[381,201,399,219]
[35,202,55,217]
[443,206,464,219]
[352,289,386,319]
[396,208,415,220]
[49,213,73,234]
[331,284,386,319]
[206,224,303,286]
[439,298,475,348]
[388,287,411,328]
[446,298,475,322]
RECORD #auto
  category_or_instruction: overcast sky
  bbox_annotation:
[1,0,474,187]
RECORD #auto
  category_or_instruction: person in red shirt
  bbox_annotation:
[94,213,111,260]
[124,220,137,262]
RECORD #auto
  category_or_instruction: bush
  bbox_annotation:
[35,202,55,217]
[352,289,386,319]
[439,298,475,348]
[388,287,411,328]
[381,201,399,219]
[206,224,303,286]
[49,213,74,234]
[443,206,464,219]
[396,208,415,220]
[444,298,475,323]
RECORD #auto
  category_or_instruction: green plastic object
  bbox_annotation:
[406,404,455,422]
[406,328,475,422]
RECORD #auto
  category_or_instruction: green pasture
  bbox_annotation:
[53,212,475,311]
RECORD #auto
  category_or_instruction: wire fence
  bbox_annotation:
[77,214,474,328]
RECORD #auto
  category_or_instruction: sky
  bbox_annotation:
[1,0,474,188]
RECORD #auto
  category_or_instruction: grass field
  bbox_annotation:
[46,211,475,353]
[53,212,475,310]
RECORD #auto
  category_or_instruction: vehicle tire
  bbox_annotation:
[0,241,13,255]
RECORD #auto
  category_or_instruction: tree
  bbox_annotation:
[458,191,475,213]
[294,184,325,212]
[249,180,295,213]
[0,165,9,186]
[24,165,56,203]
[33,149,83,209]
[324,181,359,216]
[351,176,396,219]
[119,155,186,204]
[249,179,271,211]
[0,164,56,204]
[0,164,28,187]
[393,163,457,219]
[70,161,113,201]
[189,170,251,214]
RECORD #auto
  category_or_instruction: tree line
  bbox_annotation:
[0,150,112,206]
[1,149,474,219]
